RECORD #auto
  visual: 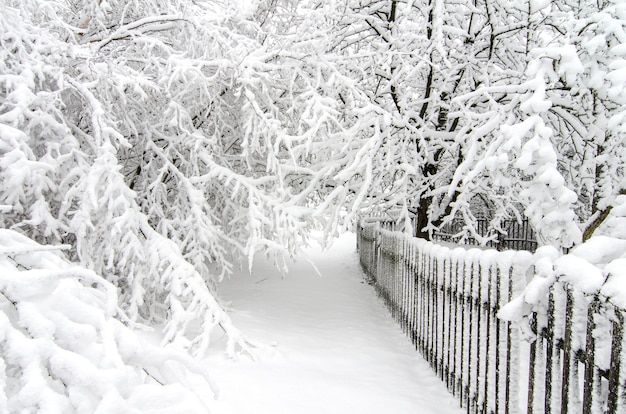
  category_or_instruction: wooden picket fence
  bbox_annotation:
[432,218,538,253]
[380,217,538,252]
[357,219,626,414]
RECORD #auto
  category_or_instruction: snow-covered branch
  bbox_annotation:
[87,14,188,49]
[0,228,216,412]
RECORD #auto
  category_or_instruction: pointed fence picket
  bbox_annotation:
[357,219,626,414]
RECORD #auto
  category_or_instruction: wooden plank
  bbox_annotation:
[474,262,482,413]
[560,288,574,414]
[434,254,440,375]
[606,311,624,414]
[504,265,513,414]
[494,267,502,414]
[451,255,460,397]
[528,312,537,414]
[545,292,555,414]
[482,263,492,414]
[467,261,475,412]
[419,248,427,356]
[459,257,467,408]
[446,256,454,391]
[582,298,598,414]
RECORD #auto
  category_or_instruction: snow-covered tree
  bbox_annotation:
[566,0,626,240]
[0,0,267,357]
[287,0,625,249]
[0,222,216,413]
[254,0,501,241]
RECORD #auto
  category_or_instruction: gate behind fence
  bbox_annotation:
[357,219,626,414]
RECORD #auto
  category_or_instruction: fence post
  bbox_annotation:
[607,311,624,414]
[582,297,599,414]
[458,254,467,408]
[560,288,574,414]
[482,259,493,414]
[445,254,454,391]
[545,292,555,414]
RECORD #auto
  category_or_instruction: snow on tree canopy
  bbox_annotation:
[0,0,278,357]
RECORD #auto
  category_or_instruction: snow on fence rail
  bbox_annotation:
[357,219,626,414]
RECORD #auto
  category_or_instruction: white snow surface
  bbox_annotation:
[203,232,464,414]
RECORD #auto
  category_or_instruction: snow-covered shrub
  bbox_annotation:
[0,226,216,413]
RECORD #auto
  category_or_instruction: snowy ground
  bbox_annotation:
[203,232,464,414]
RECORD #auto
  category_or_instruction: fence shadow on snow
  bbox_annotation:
[357,219,626,414]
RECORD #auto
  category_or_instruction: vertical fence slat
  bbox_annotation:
[459,255,467,409]
[528,312,538,414]
[424,255,435,370]
[583,298,598,414]
[494,266,502,414]
[561,288,574,414]
[445,255,454,391]
[420,243,425,350]
[468,260,477,412]
[545,292,555,414]
[434,252,440,376]
[473,261,482,412]
[482,262,492,414]
[505,265,514,414]
[606,312,623,414]
[451,254,460,398]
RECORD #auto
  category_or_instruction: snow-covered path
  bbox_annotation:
[204,232,464,414]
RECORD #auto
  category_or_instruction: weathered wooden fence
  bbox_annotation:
[379,217,538,252]
[357,219,626,414]
[432,218,538,253]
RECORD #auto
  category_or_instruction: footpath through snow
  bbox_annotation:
[203,232,464,414]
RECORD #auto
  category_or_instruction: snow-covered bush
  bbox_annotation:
[0,225,216,413]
